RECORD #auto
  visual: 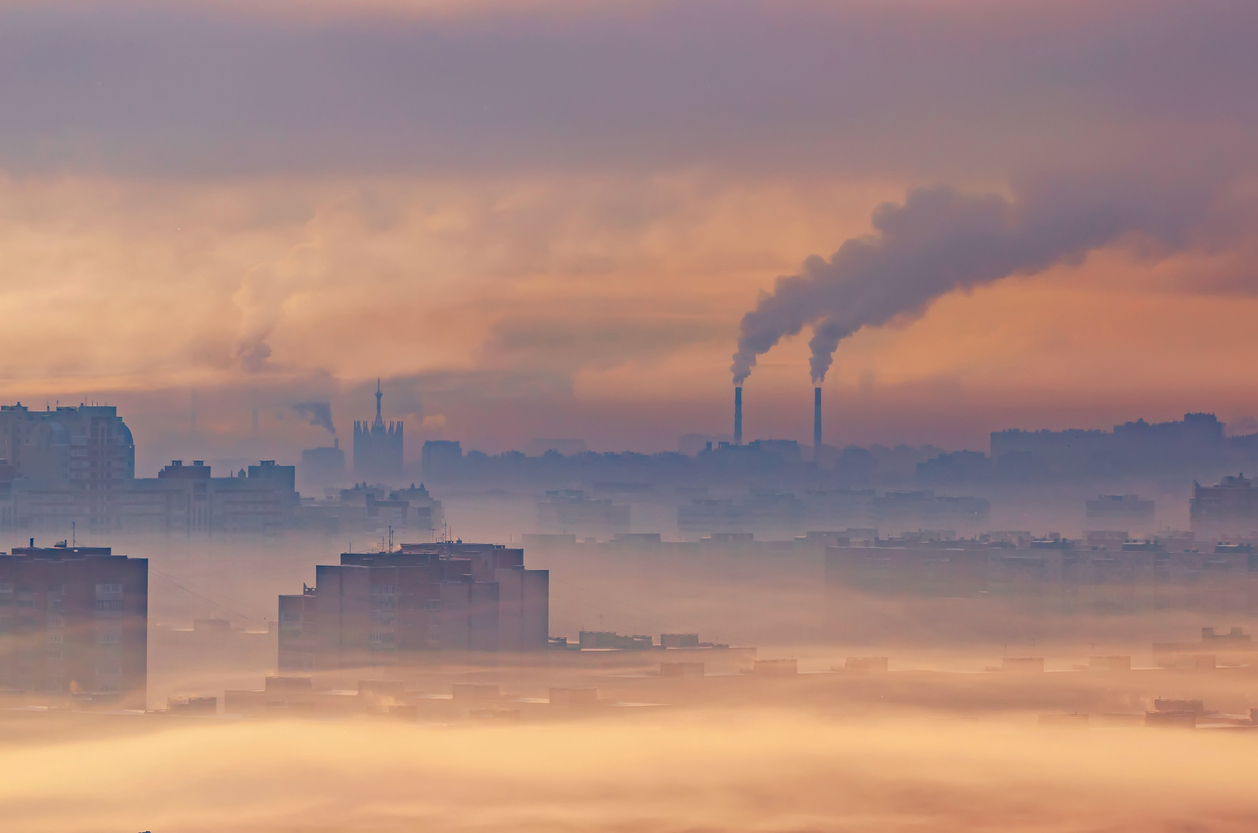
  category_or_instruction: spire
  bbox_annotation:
[372,379,385,430]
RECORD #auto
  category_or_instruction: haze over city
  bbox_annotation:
[4,2,1258,832]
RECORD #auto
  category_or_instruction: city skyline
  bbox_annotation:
[16,380,1258,475]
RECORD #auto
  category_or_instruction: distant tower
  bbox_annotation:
[353,379,404,484]
[734,386,743,446]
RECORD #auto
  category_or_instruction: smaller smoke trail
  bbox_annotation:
[293,401,336,435]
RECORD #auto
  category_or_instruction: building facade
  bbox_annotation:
[0,458,299,535]
[301,440,346,488]
[0,403,136,488]
[991,413,1226,478]
[278,542,549,670]
[1191,474,1258,538]
[0,403,302,534]
[353,382,404,484]
[825,536,1258,603]
[297,483,444,537]
[0,544,147,707]
[0,404,136,531]
[420,440,463,480]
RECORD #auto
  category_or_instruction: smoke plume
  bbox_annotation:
[731,179,1209,384]
[293,401,336,435]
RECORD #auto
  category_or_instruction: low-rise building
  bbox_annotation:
[297,483,444,536]
[537,489,630,533]
[825,535,1258,600]
[1086,494,1155,523]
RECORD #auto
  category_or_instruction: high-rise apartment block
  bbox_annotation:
[0,544,147,707]
[0,404,136,530]
[0,404,136,489]
[278,543,548,670]
[0,403,300,534]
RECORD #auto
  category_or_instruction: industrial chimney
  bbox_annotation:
[814,386,822,455]
[734,386,743,446]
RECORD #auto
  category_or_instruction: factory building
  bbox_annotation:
[278,542,549,670]
[0,543,147,707]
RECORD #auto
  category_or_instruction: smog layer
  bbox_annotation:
[4,1,1258,831]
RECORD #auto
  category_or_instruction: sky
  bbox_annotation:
[3,0,1258,467]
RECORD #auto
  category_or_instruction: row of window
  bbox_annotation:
[0,583,125,596]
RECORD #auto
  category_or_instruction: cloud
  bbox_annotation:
[232,242,327,374]
[481,315,728,375]
[0,1,1256,178]
[4,710,1258,832]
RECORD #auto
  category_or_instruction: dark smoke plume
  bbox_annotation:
[293,401,336,435]
[731,179,1208,384]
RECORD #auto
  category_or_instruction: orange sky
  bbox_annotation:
[2,1,1257,462]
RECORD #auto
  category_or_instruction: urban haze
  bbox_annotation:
[4,2,1258,832]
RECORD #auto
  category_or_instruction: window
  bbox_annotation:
[95,583,124,599]
[424,599,442,611]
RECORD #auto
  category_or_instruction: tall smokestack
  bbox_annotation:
[814,386,822,455]
[734,386,743,446]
